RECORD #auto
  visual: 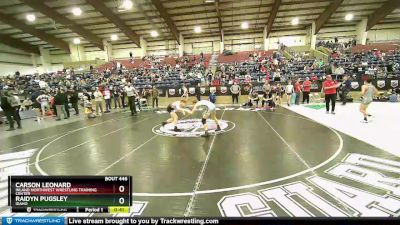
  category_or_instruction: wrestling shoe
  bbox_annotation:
[173,127,182,132]
[215,125,221,131]
[161,122,167,127]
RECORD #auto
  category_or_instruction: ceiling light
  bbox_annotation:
[72,7,82,16]
[291,17,299,25]
[241,22,249,29]
[121,0,133,10]
[345,13,354,21]
[150,31,158,37]
[73,38,80,45]
[26,14,36,22]
[111,34,118,41]
[194,26,202,33]
[205,0,215,2]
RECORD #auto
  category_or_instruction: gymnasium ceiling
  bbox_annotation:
[0,0,399,54]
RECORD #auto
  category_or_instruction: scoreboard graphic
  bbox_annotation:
[8,176,132,213]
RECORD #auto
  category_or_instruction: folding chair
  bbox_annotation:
[310,92,325,103]
[139,98,151,111]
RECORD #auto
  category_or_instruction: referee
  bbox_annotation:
[230,82,241,104]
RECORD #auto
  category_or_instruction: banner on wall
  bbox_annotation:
[200,87,207,95]
[167,88,180,97]
[372,78,400,90]
[220,86,228,95]
[188,87,196,95]
[351,81,360,90]
[391,80,399,88]
[210,86,217,94]
[376,80,385,89]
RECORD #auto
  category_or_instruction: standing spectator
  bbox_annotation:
[125,83,137,116]
[36,91,50,118]
[294,78,302,105]
[275,83,284,107]
[120,86,127,108]
[340,75,351,105]
[209,90,217,104]
[1,91,21,130]
[302,77,311,104]
[9,91,22,128]
[285,80,294,106]
[112,87,121,109]
[69,89,79,115]
[151,86,159,109]
[103,87,111,113]
[195,83,201,101]
[323,75,338,114]
[64,89,70,118]
[93,87,104,115]
[230,82,241,104]
[54,89,68,121]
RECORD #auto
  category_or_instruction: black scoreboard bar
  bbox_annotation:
[8,176,132,213]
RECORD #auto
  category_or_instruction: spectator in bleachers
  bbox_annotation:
[334,64,345,76]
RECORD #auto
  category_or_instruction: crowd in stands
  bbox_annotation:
[317,37,357,54]
[1,43,400,131]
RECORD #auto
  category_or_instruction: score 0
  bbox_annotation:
[118,185,126,205]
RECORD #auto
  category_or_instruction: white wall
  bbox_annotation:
[0,63,38,76]
[367,27,400,43]
[224,33,263,52]
[185,36,220,54]
[111,43,142,59]
[147,40,178,56]
[269,35,307,49]
[0,43,40,76]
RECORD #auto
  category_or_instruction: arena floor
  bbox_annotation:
[1,106,400,217]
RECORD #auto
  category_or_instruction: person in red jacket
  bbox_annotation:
[302,77,312,104]
[294,78,302,105]
[323,75,339,114]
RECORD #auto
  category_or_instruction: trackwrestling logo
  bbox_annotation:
[152,119,235,137]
